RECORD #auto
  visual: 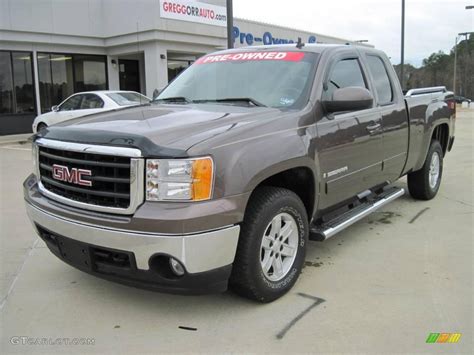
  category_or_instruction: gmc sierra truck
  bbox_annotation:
[24,44,455,302]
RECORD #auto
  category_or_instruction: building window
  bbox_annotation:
[74,55,107,92]
[167,59,193,83]
[37,53,107,112]
[0,51,35,115]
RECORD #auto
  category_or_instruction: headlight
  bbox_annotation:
[146,157,214,201]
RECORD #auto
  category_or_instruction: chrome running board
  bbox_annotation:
[310,187,405,241]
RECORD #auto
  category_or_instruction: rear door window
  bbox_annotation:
[80,94,104,109]
[107,92,150,106]
[366,55,393,105]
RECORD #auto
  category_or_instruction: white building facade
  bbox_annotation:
[0,0,365,135]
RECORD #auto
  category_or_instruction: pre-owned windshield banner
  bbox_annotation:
[196,52,306,64]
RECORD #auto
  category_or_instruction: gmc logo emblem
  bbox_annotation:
[52,164,92,187]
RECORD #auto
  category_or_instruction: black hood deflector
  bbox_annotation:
[35,127,188,158]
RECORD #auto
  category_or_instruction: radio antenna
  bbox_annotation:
[136,22,142,104]
[296,37,305,49]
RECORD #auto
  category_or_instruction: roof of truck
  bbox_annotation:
[215,43,385,56]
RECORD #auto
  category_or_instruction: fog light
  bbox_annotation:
[169,258,185,276]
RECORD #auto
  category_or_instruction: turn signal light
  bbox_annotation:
[192,158,213,201]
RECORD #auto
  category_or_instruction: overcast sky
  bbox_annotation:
[233,0,473,67]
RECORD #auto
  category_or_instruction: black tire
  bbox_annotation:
[229,187,308,302]
[407,140,443,200]
[37,123,48,132]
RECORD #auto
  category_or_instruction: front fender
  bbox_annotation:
[214,127,316,195]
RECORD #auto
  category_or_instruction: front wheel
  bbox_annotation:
[229,187,308,302]
[407,140,443,200]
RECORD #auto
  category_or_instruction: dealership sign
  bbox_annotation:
[233,26,317,46]
[159,0,227,27]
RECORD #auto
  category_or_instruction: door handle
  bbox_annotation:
[367,121,382,132]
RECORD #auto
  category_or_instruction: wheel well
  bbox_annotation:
[252,167,315,220]
[432,124,449,156]
[36,122,48,132]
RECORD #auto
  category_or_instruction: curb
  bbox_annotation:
[0,134,32,145]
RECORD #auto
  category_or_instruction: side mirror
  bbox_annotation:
[152,88,162,100]
[51,105,59,112]
[323,87,373,113]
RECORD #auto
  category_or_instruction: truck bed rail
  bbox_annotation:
[405,86,447,97]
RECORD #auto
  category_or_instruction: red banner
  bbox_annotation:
[196,51,305,64]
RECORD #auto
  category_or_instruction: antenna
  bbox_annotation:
[296,37,305,49]
[136,22,142,105]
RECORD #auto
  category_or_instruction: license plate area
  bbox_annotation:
[35,224,134,274]
[56,235,92,270]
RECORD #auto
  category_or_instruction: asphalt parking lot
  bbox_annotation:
[0,109,472,354]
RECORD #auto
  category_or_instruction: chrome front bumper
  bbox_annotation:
[25,202,240,274]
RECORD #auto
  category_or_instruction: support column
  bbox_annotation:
[143,42,168,98]
[32,50,41,115]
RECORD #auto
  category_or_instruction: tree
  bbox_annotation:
[393,34,474,99]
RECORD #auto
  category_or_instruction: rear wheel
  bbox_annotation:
[407,140,443,200]
[230,187,308,302]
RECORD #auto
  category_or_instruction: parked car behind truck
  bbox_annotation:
[24,44,455,302]
[32,90,151,133]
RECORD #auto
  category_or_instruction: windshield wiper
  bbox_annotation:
[154,96,191,104]
[194,98,267,107]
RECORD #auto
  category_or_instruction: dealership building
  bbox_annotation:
[0,0,366,135]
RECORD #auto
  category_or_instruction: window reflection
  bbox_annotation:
[0,52,13,114]
[37,54,52,113]
[37,53,107,112]
[74,55,107,92]
[0,51,35,115]
[12,52,35,113]
[51,54,74,109]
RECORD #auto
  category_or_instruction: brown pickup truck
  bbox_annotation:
[24,44,455,302]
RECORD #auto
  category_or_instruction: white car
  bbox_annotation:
[32,91,151,133]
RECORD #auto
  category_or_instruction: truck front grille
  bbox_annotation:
[39,146,131,208]
[35,139,144,215]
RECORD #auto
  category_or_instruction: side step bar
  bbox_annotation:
[310,187,405,241]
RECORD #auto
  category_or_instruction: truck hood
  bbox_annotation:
[38,103,283,157]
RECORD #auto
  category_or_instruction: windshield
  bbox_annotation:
[156,51,318,109]
[107,92,150,106]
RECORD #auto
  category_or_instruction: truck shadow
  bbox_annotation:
[58,182,417,325]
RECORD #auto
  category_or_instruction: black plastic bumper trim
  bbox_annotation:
[35,224,232,295]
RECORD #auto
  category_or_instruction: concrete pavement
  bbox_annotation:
[0,110,472,354]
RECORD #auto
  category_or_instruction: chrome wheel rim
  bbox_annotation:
[429,152,440,189]
[260,212,299,282]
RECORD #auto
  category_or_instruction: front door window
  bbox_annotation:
[60,95,83,111]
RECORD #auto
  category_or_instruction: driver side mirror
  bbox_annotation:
[51,105,59,112]
[322,87,373,114]
[152,88,162,100]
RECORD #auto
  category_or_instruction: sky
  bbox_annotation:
[233,0,474,67]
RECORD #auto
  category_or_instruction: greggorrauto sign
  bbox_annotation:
[159,0,227,27]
